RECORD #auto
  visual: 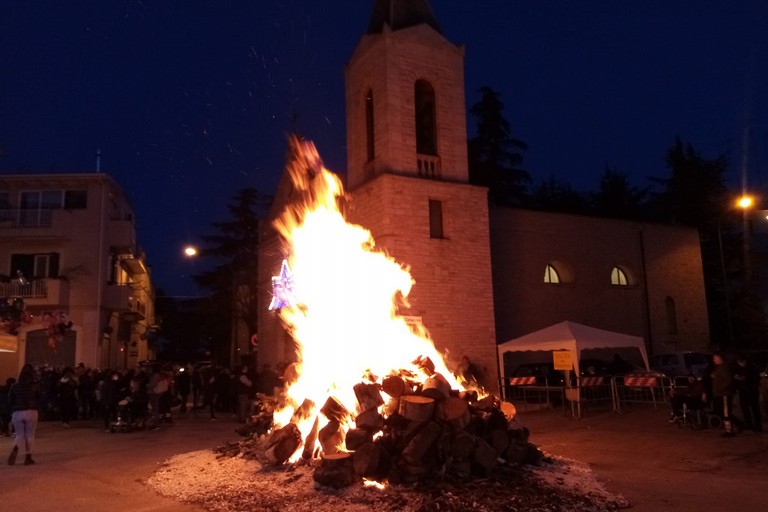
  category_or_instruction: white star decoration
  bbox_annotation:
[269,259,295,310]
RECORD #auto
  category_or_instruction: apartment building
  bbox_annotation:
[0,173,154,378]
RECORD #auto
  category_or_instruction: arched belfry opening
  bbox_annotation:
[414,80,437,156]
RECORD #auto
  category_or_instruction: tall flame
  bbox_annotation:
[271,137,463,454]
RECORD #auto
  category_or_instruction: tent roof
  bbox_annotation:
[0,333,18,352]
[497,321,649,376]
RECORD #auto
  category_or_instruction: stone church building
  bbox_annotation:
[257,0,710,392]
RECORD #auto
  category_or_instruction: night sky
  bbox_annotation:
[1,1,767,296]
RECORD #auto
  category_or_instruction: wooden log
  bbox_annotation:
[354,383,384,412]
[355,408,384,431]
[345,428,372,451]
[412,355,435,376]
[436,397,471,430]
[381,375,406,398]
[472,438,499,472]
[421,373,452,400]
[401,421,442,465]
[472,395,497,412]
[313,452,357,489]
[449,459,472,476]
[450,431,476,460]
[320,396,349,422]
[398,395,435,422]
[291,398,315,423]
[382,397,400,416]
[352,442,382,477]
[318,419,345,455]
[489,429,510,455]
[265,423,302,464]
[301,416,320,460]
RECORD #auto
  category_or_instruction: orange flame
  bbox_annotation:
[271,137,463,458]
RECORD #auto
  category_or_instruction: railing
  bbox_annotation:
[0,279,48,298]
[0,208,54,227]
[417,155,441,179]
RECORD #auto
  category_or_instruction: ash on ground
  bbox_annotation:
[147,443,628,512]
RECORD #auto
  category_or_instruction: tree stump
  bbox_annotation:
[356,408,384,431]
[422,372,452,400]
[450,431,476,460]
[320,396,349,422]
[354,383,384,412]
[301,416,320,459]
[319,419,345,455]
[345,428,372,451]
[401,421,442,465]
[436,397,471,430]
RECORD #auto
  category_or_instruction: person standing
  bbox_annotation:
[8,364,41,465]
[711,353,736,437]
[57,368,78,428]
[734,354,762,432]
[237,365,254,423]
[175,366,191,414]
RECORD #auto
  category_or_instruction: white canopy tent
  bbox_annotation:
[497,321,650,376]
[0,333,18,352]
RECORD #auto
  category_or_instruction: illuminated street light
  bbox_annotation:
[183,246,198,257]
[737,195,753,209]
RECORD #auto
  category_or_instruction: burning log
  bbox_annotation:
[353,383,384,411]
[301,416,320,460]
[421,372,451,400]
[381,375,406,398]
[318,419,345,455]
[313,452,357,489]
[265,423,303,465]
[412,355,435,376]
[398,395,435,422]
[320,396,349,422]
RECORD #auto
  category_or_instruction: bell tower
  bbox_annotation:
[344,0,499,390]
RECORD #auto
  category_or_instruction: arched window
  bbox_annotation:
[665,297,678,335]
[611,266,628,286]
[544,264,560,284]
[414,80,437,156]
[365,89,375,162]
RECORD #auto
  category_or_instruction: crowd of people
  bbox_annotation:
[669,352,765,436]
[0,360,286,466]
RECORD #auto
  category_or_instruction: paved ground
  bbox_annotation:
[523,404,768,512]
[0,404,766,511]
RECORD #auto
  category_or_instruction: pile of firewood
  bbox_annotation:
[261,358,542,489]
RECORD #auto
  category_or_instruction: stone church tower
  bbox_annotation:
[343,0,499,388]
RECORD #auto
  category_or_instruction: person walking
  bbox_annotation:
[8,364,41,465]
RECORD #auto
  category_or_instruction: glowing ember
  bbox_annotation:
[270,137,465,460]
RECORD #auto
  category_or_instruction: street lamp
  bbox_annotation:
[183,245,198,257]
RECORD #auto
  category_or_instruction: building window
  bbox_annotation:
[544,264,561,284]
[365,89,375,162]
[10,253,59,279]
[611,266,628,286]
[64,189,88,209]
[429,199,444,239]
[665,297,678,335]
[415,80,437,156]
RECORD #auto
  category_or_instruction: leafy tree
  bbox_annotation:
[467,86,530,206]
[529,176,588,214]
[650,137,729,227]
[590,167,648,219]
[192,188,272,363]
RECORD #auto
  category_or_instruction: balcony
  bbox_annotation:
[417,154,441,179]
[0,278,70,307]
[104,283,133,312]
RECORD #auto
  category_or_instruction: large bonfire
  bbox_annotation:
[259,137,533,487]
